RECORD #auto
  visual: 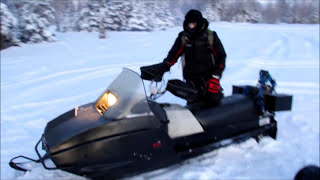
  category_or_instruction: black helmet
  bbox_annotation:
[183,9,208,38]
[185,9,204,24]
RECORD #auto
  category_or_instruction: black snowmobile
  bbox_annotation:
[10,68,292,179]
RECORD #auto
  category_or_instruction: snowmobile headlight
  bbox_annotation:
[95,92,118,115]
[107,93,117,106]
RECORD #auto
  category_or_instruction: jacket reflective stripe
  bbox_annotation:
[169,45,184,66]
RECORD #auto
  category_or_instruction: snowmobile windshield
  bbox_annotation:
[96,68,152,120]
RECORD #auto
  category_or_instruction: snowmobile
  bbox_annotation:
[10,68,292,179]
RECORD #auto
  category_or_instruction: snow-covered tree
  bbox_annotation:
[14,1,56,43]
[231,0,262,23]
[124,0,151,31]
[309,0,320,23]
[203,0,226,22]
[76,1,98,32]
[0,2,19,49]
[146,1,175,30]
[277,0,293,23]
[290,0,319,24]
[219,0,262,23]
[98,0,106,38]
[261,3,281,23]
[104,1,132,31]
[219,1,238,22]
[76,0,125,32]
[2,0,318,48]
[76,0,176,32]
[51,0,79,32]
[169,0,185,26]
[310,7,320,24]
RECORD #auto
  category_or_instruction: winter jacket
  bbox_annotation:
[163,21,227,80]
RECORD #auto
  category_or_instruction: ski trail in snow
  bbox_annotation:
[265,33,288,58]
[4,89,103,111]
[1,63,146,89]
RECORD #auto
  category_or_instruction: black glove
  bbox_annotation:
[140,62,170,82]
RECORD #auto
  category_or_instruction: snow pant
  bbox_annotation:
[166,77,223,105]
[186,77,223,105]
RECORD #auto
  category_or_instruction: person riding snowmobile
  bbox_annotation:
[141,9,227,105]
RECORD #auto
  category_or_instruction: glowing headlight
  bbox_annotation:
[107,93,117,106]
[95,92,118,115]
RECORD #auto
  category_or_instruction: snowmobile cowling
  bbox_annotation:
[10,68,292,180]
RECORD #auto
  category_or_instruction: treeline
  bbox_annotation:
[1,0,319,50]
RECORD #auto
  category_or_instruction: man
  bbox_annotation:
[141,9,227,105]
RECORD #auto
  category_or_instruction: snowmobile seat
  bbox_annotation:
[187,94,259,130]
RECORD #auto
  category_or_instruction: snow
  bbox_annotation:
[1,23,319,179]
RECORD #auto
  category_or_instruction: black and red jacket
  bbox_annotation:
[163,21,226,80]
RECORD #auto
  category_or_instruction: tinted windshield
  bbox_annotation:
[98,68,152,119]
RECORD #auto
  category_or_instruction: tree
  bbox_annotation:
[169,0,184,26]
[231,0,262,23]
[51,0,78,32]
[13,1,56,43]
[0,2,19,49]
[262,3,280,23]
[277,0,292,23]
[204,0,224,22]
[125,0,151,31]
[310,1,320,23]
[76,1,100,32]
[104,1,131,31]
[98,0,106,38]
[290,0,319,23]
[146,1,175,30]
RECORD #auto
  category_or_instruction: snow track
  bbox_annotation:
[1,23,319,179]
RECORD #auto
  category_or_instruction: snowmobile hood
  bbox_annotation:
[43,68,158,154]
[43,102,160,154]
[44,103,107,151]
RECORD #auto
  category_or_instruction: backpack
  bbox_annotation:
[181,29,214,47]
[180,30,216,70]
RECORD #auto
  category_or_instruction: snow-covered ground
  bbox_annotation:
[1,23,319,179]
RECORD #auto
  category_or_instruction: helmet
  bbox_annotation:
[185,9,204,24]
[183,9,207,38]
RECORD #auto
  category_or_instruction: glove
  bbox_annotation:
[140,62,170,82]
[206,76,220,93]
